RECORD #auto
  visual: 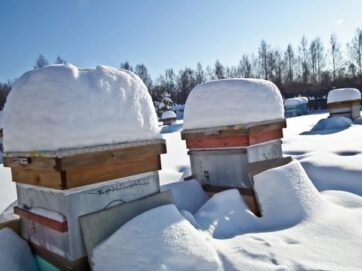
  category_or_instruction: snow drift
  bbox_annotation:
[327,88,361,104]
[183,79,284,129]
[194,160,326,238]
[311,116,352,132]
[0,228,37,271]
[92,204,222,271]
[3,64,160,152]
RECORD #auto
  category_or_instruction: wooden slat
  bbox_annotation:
[248,129,283,145]
[328,99,361,109]
[248,119,286,134]
[4,156,58,170]
[14,206,68,232]
[11,168,63,189]
[4,142,166,171]
[58,142,166,170]
[181,119,286,139]
[64,155,161,189]
[185,134,249,149]
[248,156,293,179]
[31,242,90,271]
[184,129,283,149]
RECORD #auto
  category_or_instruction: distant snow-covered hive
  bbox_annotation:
[3,64,160,152]
[183,79,284,130]
[284,97,308,106]
[161,110,176,120]
[327,88,361,104]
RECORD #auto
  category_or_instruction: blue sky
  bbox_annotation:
[1,0,362,81]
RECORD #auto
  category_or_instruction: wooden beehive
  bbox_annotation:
[4,139,166,190]
[182,119,287,216]
[327,99,361,120]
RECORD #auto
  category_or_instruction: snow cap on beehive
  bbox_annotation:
[327,88,361,104]
[284,97,308,106]
[161,111,176,120]
[3,64,160,152]
[183,79,284,130]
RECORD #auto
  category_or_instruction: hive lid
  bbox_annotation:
[183,79,284,130]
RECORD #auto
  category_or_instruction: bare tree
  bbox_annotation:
[299,36,310,84]
[195,62,206,84]
[329,34,343,82]
[135,64,153,91]
[284,44,295,82]
[347,28,362,75]
[258,40,269,79]
[309,37,325,83]
[238,54,252,78]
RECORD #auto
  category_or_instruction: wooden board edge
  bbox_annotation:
[14,206,68,233]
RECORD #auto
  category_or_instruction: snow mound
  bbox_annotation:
[3,64,160,152]
[183,79,284,129]
[92,204,222,271]
[284,97,308,106]
[195,190,257,238]
[311,116,352,132]
[0,228,38,271]
[254,160,327,229]
[161,110,176,120]
[161,180,209,214]
[327,88,361,104]
[193,160,326,238]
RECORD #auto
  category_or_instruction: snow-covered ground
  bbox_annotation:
[93,112,362,270]
[1,111,362,270]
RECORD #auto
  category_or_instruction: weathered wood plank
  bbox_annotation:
[11,168,63,189]
[58,142,166,170]
[247,156,293,180]
[4,156,58,170]
[327,99,361,109]
[4,142,166,171]
[14,206,68,232]
[248,129,283,145]
[64,155,161,189]
[181,119,286,139]
[185,134,249,149]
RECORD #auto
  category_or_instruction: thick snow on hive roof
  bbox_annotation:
[327,88,361,104]
[3,64,160,152]
[183,78,284,130]
[284,97,308,106]
[162,110,177,120]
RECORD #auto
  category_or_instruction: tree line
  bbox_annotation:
[1,28,362,109]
